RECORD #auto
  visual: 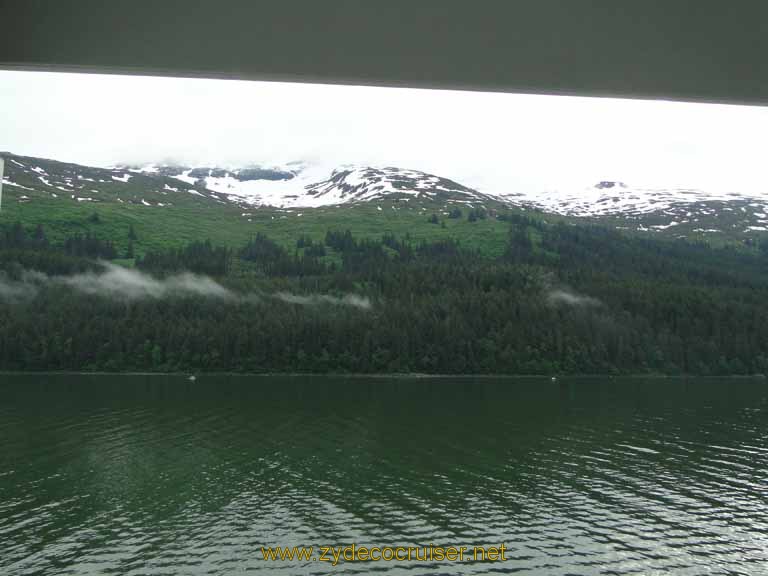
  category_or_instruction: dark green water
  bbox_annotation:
[1,375,767,575]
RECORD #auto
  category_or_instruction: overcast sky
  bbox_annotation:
[2,70,767,196]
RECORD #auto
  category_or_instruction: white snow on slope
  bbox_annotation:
[1,178,33,190]
[174,170,197,185]
[150,161,768,214]
[164,164,500,208]
[481,181,768,217]
[9,156,768,237]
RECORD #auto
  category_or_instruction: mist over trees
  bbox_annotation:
[2,216,768,375]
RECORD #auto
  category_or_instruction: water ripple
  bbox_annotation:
[0,375,766,575]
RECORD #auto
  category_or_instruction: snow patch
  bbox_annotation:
[174,170,197,185]
[164,164,499,209]
[1,178,33,190]
[501,183,768,219]
[650,222,680,230]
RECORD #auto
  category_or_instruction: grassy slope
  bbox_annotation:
[589,201,768,248]
[4,152,762,252]
[1,192,514,258]
[1,152,520,256]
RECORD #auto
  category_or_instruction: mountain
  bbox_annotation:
[119,162,506,209]
[521,180,768,240]
[2,152,767,244]
[299,166,504,208]
[1,153,504,209]
[1,153,234,207]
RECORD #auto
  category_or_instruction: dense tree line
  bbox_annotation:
[240,233,327,276]
[63,233,118,260]
[2,218,768,375]
[0,222,103,275]
[137,240,230,276]
[2,222,49,251]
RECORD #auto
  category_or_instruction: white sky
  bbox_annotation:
[1,69,767,196]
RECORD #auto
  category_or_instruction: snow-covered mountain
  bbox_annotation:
[3,152,768,240]
[1,153,233,207]
[516,180,768,237]
[120,162,503,209]
[524,180,762,217]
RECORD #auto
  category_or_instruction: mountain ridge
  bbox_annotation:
[2,151,767,242]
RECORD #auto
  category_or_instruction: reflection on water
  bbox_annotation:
[0,375,767,575]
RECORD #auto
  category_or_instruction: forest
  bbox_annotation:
[1,215,768,375]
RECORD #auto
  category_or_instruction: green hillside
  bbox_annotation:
[2,193,526,259]
[0,152,538,258]
[3,151,766,251]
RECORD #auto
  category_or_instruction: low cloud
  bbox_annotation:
[62,264,234,300]
[0,263,372,310]
[0,270,47,302]
[546,289,601,308]
[0,276,36,301]
[274,291,372,310]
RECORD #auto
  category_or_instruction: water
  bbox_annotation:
[1,375,767,575]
